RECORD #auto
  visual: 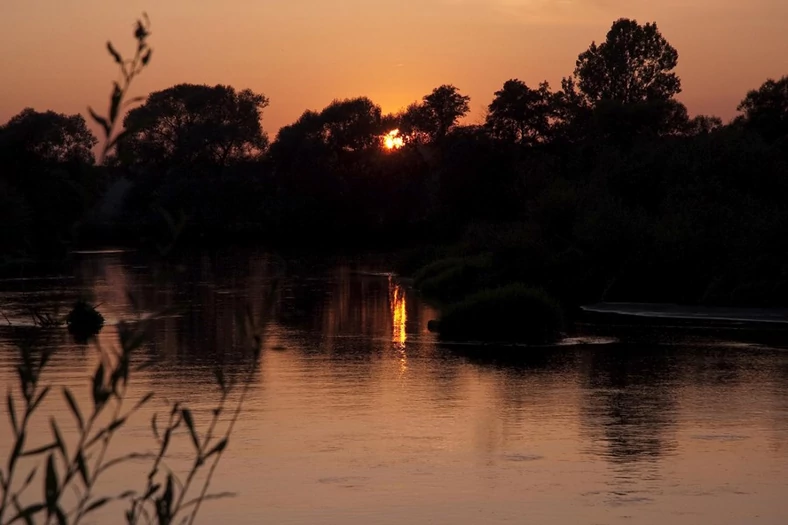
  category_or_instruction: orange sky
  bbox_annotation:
[2,0,787,138]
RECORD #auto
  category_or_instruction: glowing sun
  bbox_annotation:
[383,129,404,150]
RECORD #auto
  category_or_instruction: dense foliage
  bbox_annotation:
[3,18,788,310]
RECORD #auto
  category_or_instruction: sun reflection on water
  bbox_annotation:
[389,277,408,374]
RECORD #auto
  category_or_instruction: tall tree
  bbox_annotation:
[485,80,556,145]
[402,85,470,142]
[119,84,269,171]
[319,97,384,152]
[737,76,788,142]
[269,97,385,170]
[0,108,97,167]
[571,18,681,105]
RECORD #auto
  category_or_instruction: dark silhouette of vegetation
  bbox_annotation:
[66,300,105,343]
[570,18,681,105]
[118,84,269,172]
[400,84,471,143]
[4,16,788,332]
[485,80,557,145]
[737,76,788,143]
[433,284,564,344]
[2,15,262,524]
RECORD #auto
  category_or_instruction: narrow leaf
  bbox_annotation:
[21,443,58,457]
[30,385,51,412]
[110,82,123,124]
[98,452,156,475]
[123,96,146,108]
[180,491,236,510]
[107,129,131,151]
[92,362,106,412]
[7,390,18,436]
[107,41,123,64]
[9,430,25,471]
[76,450,90,486]
[84,496,111,515]
[142,49,153,66]
[88,107,111,136]
[134,392,154,412]
[62,387,84,431]
[53,505,67,525]
[181,408,200,454]
[204,438,228,460]
[6,503,46,524]
[21,466,38,492]
[50,418,67,461]
[44,454,58,512]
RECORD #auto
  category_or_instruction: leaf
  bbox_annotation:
[76,450,90,486]
[123,95,146,108]
[63,387,84,431]
[30,385,51,412]
[110,82,123,125]
[21,466,38,491]
[134,392,154,412]
[6,503,46,524]
[156,474,174,523]
[134,21,149,41]
[50,418,67,461]
[8,430,25,471]
[88,107,111,136]
[142,49,153,66]
[84,496,111,515]
[204,438,228,460]
[107,129,132,151]
[181,408,200,454]
[92,362,107,412]
[144,482,161,499]
[180,491,236,510]
[44,454,58,512]
[7,390,18,436]
[108,416,127,433]
[98,452,156,475]
[107,41,123,64]
[151,413,160,441]
[53,505,67,525]
[17,365,30,402]
[21,442,58,457]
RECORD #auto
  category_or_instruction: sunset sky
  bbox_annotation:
[3,0,787,137]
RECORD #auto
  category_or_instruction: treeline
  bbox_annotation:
[2,18,788,307]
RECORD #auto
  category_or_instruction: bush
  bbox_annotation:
[414,254,492,302]
[436,283,565,344]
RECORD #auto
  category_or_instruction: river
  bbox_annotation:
[0,250,787,524]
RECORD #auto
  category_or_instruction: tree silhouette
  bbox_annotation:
[687,114,724,135]
[270,97,385,171]
[319,97,384,152]
[0,108,97,167]
[737,76,788,142]
[401,85,470,142]
[570,18,681,105]
[119,84,269,172]
[485,80,557,145]
[0,109,99,255]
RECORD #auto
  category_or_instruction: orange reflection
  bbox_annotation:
[389,276,407,350]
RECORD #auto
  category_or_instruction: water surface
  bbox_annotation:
[1,251,787,524]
